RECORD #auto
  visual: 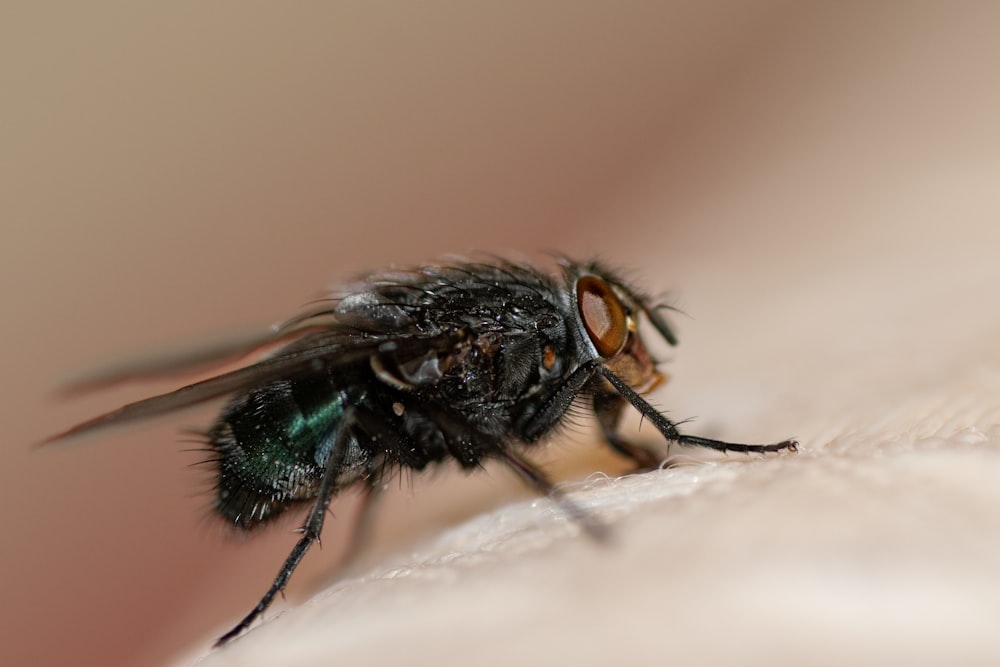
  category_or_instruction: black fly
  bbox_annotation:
[45,257,797,646]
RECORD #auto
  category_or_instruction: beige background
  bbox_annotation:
[4,3,1000,666]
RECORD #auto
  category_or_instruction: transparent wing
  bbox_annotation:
[58,311,341,394]
[43,325,464,444]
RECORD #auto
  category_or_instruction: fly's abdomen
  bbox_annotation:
[210,375,353,529]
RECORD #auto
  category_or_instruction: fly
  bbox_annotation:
[44,257,797,646]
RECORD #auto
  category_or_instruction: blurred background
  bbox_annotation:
[4,3,1000,666]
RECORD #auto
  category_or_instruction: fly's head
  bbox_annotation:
[567,262,676,394]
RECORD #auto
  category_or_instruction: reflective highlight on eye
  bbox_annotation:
[576,275,628,358]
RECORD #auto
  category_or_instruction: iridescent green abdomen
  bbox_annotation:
[211,371,366,529]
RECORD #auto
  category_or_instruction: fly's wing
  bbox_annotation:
[43,321,465,444]
[57,312,342,394]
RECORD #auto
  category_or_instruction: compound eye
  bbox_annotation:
[576,275,628,358]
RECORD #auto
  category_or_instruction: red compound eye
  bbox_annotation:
[576,275,628,358]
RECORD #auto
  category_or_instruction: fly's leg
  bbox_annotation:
[335,474,384,572]
[334,406,423,569]
[596,366,798,454]
[214,403,424,646]
[496,448,608,541]
[214,409,360,647]
[420,381,610,540]
[520,361,603,442]
[592,392,667,471]
[520,359,796,456]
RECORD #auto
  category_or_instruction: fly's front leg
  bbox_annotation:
[523,361,795,455]
[520,360,601,442]
[597,366,798,455]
